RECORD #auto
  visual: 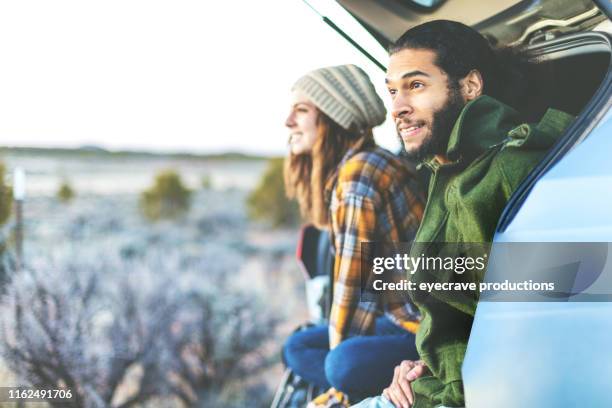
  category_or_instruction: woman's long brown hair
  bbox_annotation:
[284,112,375,229]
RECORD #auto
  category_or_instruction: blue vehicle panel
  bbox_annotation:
[464,113,612,407]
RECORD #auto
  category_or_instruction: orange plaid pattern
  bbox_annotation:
[326,147,424,348]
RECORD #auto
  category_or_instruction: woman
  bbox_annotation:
[282,64,425,407]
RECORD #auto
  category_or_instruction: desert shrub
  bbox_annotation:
[247,158,299,227]
[0,162,13,225]
[140,170,192,221]
[0,250,278,408]
[201,174,213,190]
[0,163,14,283]
[57,180,75,203]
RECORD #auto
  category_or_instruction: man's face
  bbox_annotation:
[386,48,465,159]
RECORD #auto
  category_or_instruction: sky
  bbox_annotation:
[0,0,401,156]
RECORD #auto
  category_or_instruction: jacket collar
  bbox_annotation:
[421,95,521,170]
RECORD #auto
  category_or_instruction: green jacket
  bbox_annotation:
[409,95,574,408]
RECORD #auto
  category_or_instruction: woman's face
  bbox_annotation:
[285,90,319,155]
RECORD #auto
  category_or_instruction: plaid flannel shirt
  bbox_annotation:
[327,146,424,348]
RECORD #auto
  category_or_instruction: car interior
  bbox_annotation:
[521,31,611,122]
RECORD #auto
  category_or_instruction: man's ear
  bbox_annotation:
[460,69,484,101]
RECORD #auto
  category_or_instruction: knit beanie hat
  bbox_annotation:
[292,64,387,132]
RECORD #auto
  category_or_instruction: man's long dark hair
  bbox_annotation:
[390,20,533,110]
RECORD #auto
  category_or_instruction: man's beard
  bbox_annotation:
[400,85,465,161]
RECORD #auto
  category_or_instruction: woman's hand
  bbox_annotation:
[382,360,429,408]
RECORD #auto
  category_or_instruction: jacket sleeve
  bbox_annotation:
[328,192,379,349]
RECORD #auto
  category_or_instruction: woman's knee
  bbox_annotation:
[283,330,307,365]
[324,341,363,393]
[283,326,327,366]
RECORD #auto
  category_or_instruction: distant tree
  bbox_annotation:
[201,174,213,190]
[140,170,192,221]
[0,162,13,225]
[57,180,75,203]
[0,163,13,281]
[247,158,300,227]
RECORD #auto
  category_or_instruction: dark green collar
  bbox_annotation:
[420,95,574,172]
[421,95,520,170]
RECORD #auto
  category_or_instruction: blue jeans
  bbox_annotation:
[283,316,419,398]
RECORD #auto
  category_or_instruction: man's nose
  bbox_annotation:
[391,95,413,120]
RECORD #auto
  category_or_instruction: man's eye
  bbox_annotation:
[410,82,424,89]
[388,89,397,96]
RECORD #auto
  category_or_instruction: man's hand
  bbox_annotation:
[382,360,429,408]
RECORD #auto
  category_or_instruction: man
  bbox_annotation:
[354,20,574,408]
